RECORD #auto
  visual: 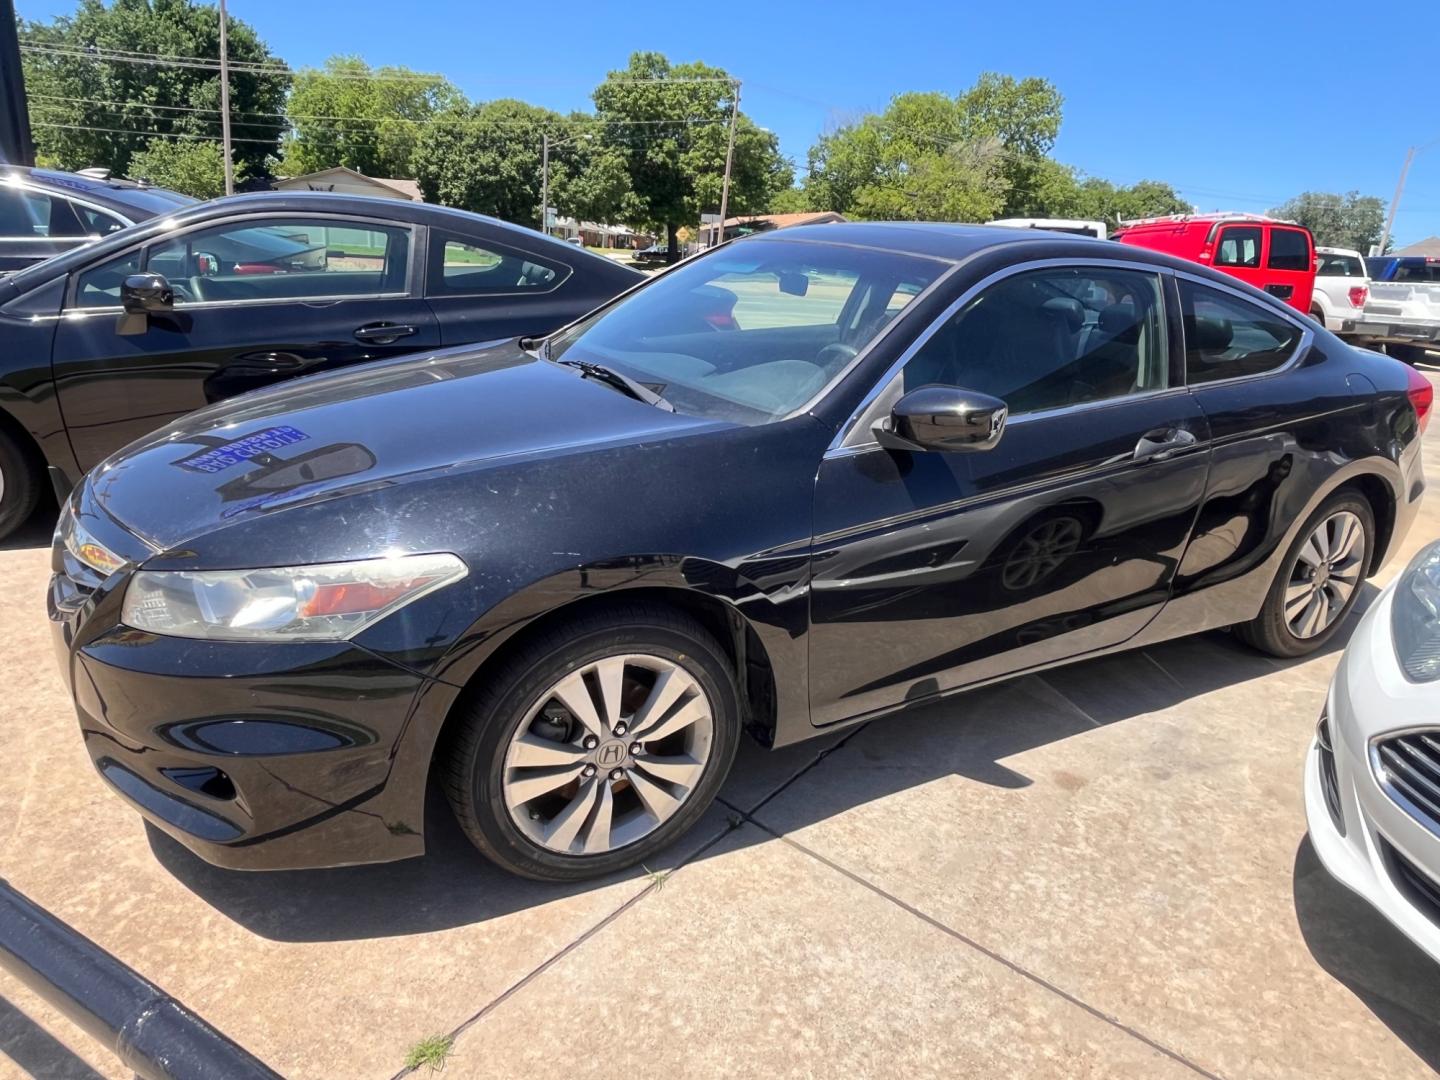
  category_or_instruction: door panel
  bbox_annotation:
[807,261,1212,727]
[809,395,1210,725]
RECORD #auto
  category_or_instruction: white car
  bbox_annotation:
[1310,246,1369,336]
[1307,531,1440,964]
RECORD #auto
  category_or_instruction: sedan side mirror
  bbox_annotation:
[874,385,1008,453]
[118,272,173,336]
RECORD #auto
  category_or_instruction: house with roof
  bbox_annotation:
[271,167,422,202]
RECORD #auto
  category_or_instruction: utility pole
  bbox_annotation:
[540,133,550,235]
[1378,146,1415,257]
[217,0,234,195]
[715,79,740,249]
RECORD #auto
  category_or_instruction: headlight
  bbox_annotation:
[1391,541,1440,681]
[120,553,467,642]
[54,503,126,577]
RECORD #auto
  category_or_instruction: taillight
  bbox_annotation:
[1348,285,1369,309]
[1407,365,1434,434]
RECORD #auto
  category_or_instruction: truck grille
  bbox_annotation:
[1373,731,1440,837]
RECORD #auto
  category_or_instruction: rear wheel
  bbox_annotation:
[441,604,740,881]
[1234,492,1373,658]
[0,427,42,541]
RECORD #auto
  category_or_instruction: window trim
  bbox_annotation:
[424,227,572,298]
[826,256,1191,457]
[1171,268,1315,390]
[63,210,421,313]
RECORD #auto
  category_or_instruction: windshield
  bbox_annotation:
[547,238,946,423]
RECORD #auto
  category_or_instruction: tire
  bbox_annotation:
[1387,343,1429,366]
[0,426,42,542]
[1310,306,1326,330]
[441,603,741,881]
[1233,491,1374,658]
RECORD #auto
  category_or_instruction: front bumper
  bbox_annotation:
[49,539,455,871]
[1305,586,1440,965]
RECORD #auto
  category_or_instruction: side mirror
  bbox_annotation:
[122,272,173,314]
[117,272,173,336]
[875,385,1008,453]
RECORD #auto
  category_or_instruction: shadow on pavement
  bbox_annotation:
[148,584,1376,943]
[1293,836,1440,1071]
[0,995,106,1080]
[0,509,55,553]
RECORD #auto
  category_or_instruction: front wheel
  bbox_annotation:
[1233,492,1373,658]
[441,605,741,881]
[0,427,42,541]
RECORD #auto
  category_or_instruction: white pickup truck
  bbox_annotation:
[1352,255,1440,364]
[1310,247,1369,336]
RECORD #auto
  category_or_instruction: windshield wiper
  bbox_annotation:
[558,359,674,411]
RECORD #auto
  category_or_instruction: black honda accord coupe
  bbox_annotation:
[50,222,1427,880]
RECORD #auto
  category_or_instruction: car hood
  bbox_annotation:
[88,341,728,551]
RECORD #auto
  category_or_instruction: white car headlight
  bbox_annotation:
[121,553,468,642]
[1391,541,1440,682]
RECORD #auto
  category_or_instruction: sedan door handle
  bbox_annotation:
[1133,427,1198,463]
[354,322,417,345]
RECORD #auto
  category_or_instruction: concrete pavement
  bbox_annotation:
[3,372,1440,1079]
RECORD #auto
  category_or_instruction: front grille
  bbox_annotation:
[1316,712,1345,835]
[1373,731,1440,837]
[1382,837,1440,926]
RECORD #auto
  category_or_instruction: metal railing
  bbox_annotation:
[0,877,283,1079]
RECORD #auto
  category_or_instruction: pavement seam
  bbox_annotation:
[738,721,873,818]
[387,822,742,1080]
[744,815,1227,1080]
[1034,672,1105,728]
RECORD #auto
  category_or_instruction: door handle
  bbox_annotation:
[1133,427,1198,463]
[353,322,416,345]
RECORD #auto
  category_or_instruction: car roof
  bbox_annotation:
[1,165,196,218]
[1317,246,1363,257]
[738,220,1077,261]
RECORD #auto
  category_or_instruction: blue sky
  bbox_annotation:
[19,0,1440,245]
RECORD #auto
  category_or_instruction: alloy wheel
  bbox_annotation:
[1285,510,1365,639]
[502,653,714,855]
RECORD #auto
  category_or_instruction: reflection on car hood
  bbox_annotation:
[87,340,726,550]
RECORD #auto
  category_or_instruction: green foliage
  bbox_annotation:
[403,1034,453,1072]
[768,186,811,214]
[127,136,238,198]
[804,75,1064,222]
[592,52,791,252]
[282,56,462,179]
[1268,190,1386,253]
[412,99,563,225]
[1013,161,1190,225]
[21,0,289,177]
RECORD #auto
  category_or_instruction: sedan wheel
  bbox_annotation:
[502,654,715,855]
[1235,491,1373,658]
[1284,511,1365,639]
[0,428,41,542]
[442,605,740,880]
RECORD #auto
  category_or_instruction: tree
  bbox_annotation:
[1012,161,1190,225]
[127,135,238,197]
[768,187,811,214]
[592,52,791,259]
[1269,190,1385,253]
[281,56,462,179]
[412,99,564,224]
[803,75,1064,221]
[22,0,289,178]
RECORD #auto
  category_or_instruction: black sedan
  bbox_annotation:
[0,191,642,537]
[49,223,1426,881]
[0,165,195,273]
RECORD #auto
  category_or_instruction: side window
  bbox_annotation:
[429,232,568,296]
[73,204,126,238]
[1214,226,1261,269]
[74,249,143,308]
[0,187,50,238]
[1267,228,1310,271]
[145,218,411,304]
[900,266,1169,415]
[1180,280,1304,384]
